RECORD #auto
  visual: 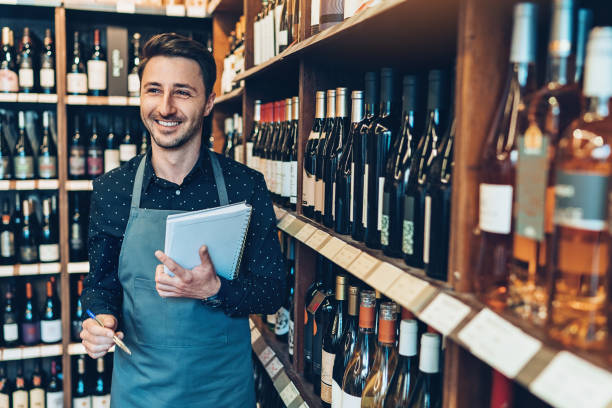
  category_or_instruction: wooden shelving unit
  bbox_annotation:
[214,85,244,106]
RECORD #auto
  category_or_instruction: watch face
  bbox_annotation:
[202,295,222,308]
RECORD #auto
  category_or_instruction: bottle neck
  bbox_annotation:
[364,102,376,117]
[512,61,536,91]
[546,56,572,88]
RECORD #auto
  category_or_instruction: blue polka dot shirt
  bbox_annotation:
[82,146,286,318]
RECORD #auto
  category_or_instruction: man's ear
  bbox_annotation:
[204,92,216,117]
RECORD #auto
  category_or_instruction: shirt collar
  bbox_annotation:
[142,142,211,191]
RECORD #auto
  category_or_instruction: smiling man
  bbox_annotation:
[79,33,285,407]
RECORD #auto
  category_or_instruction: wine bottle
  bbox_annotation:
[320,0,343,31]
[70,116,86,179]
[352,72,378,241]
[273,0,283,56]
[224,117,234,158]
[278,0,291,53]
[289,96,299,210]
[0,119,11,180]
[87,29,107,96]
[12,363,28,408]
[362,302,398,408]
[46,360,63,408]
[73,355,91,408]
[0,199,14,265]
[72,276,84,341]
[304,91,325,218]
[18,28,34,93]
[233,113,243,163]
[256,103,270,180]
[128,33,141,98]
[509,0,582,324]
[325,88,349,228]
[38,111,58,179]
[364,68,397,249]
[341,289,376,407]
[316,90,335,222]
[383,319,419,407]
[274,247,294,343]
[248,100,261,169]
[30,359,45,408]
[548,27,612,350]
[321,274,347,406]
[70,194,86,262]
[40,28,55,94]
[0,363,10,408]
[14,111,34,180]
[92,358,110,408]
[403,69,448,268]
[41,278,61,343]
[286,237,296,359]
[311,0,320,35]
[489,369,514,408]
[407,333,442,408]
[39,198,59,263]
[331,284,358,407]
[67,31,87,96]
[313,285,334,397]
[140,129,149,155]
[474,2,538,309]
[304,254,325,380]
[272,101,284,202]
[22,281,41,345]
[382,75,419,257]
[119,120,137,164]
[88,117,104,178]
[3,286,18,346]
[13,193,21,242]
[0,27,18,93]
[279,98,292,207]
[18,200,38,264]
[104,121,119,173]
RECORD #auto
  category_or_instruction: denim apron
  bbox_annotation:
[110,152,255,407]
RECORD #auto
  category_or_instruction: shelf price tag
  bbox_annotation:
[37,179,59,190]
[365,262,403,293]
[249,319,255,330]
[108,96,128,105]
[15,180,36,190]
[39,263,61,274]
[17,93,38,103]
[22,346,41,359]
[294,223,316,242]
[347,252,379,280]
[0,93,17,102]
[68,343,86,355]
[273,206,287,220]
[334,245,361,269]
[530,351,612,408]
[116,1,136,13]
[66,95,87,105]
[0,181,9,191]
[418,293,471,336]
[0,265,13,277]
[40,344,62,357]
[19,264,38,275]
[128,97,140,106]
[166,4,185,16]
[385,273,430,310]
[259,346,275,365]
[251,328,261,344]
[37,94,57,103]
[277,214,296,230]
[320,237,346,260]
[279,382,300,406]
[458,308,542,378]
[2,348,22,360]
[305,230,330,250]
[68,261,90,273]
[186,5,207,17]
[265,357,284,379]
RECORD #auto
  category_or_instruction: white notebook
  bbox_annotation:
[164,201,252,280]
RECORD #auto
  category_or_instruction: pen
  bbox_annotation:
[86,309,132,356]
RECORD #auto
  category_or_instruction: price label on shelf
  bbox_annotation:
[37,94,58,103]
[40,344,62,357]
[385,273,430,310]
[251,328,261,344]
[259,346,275,365]
[418,293,471,336]
[68,343,86,355]
[116,1,136,13]
[294,223,316,242]
[530,351,612,408]
[39,263,61,274]
[0,181,10,191]
[305,230,330,250]
[365,262,403,293]
[277,214,296,230]
[37,179,59,190]
[334,245,361,269]
[19,264,39,275]
[17,93,38,103]
[0,0,18,5]
[347,252,379,280]
[15,180,36,190]
[320,237,346,260]
[274,206,287,220]
[0,265,13,277]
[0,93,17,102]
[67,95,87,105]
[128,97,140,106]
[186,5,207,17]
[279,382,300,406]
[249,319,255,330]
[265,357,284,379]
[166,4,185,16]
[108,96,128,105]
[458,308,542,378]
[68,261,90,273]
[2,348,21,360]
[22,346,41,359]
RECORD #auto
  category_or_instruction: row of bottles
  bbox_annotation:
[0,27,55,94]
[0,358,63,408]
[68,115,148,180]
[253,0,299,65]
[220,16,246,95]
[475,0,612,351]
[222,113,244,163]
[250,98,299,210]
[72,354,111,408]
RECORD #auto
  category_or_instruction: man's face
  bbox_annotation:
[140,55,214,150]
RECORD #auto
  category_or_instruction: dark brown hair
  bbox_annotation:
[138,33,216,97]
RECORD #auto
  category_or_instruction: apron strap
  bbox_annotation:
[130,150,229,209]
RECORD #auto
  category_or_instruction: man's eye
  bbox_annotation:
[147,88,161,94]
[176,90,191,97]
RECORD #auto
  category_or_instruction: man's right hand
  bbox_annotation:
[80,314,124,359]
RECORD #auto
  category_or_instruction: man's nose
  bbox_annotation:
[158,93,177,117]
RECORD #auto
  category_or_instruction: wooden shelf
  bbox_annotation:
[274,205,612,408]
[65,180,93,191]
[214,86,244,107]
[250,315,321,408]
[0,263,61,276]
[0,93,58,104]
[207,0,242,15]
[64,0,209,18]
[66,95,140,106]
[67,262,90,274]
[0,179,59,190]
[1,344,63,361]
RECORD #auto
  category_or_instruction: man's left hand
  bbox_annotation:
[154,245,221,300]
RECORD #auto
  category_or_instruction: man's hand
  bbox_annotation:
[80,314,123,359]
[154,245,221,300]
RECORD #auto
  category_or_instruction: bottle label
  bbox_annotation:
[303,168,315,207]
[362,164,369,227]
[39,244,60,263]
[274,307,289,336]
[341,391,361,408]
[516,134,549,241]
[315,179,324,212]
[41,319,62,343]
[479,183,513,234]
[1,231,14,257]
[18,68,34,88]
[320,0,344,29]
[46,391,64,408]
[377,177,384,230]
[246,142,254,168]
[281,161,292,198]
[381,191,390,246]
[14,156,34,179]
[423,195,432,265]
[87,60,108,91]
[70,146,86,176]
[278,30,288,46]
[311,0,320,26]
[104,149,120,173]
[30,388,44,408]
[350,162,355,222]
[3,323,17,342]
[332,181,336,218]
[66,73,87,94]
[71,223,84,250]
[321,350,335,403]
[288,319,294,356]
[40,68,55,88]
[92,395,111,408]
[402,196,415,255]
[88,155,104,176]
[554,170,608,231]
[267,313,276,325]
[276,161,284,195]
[331,380,342,407]
[12,390,27,408]
[0,69,18,92]
[119,144,137,162]
[128,73,140,94]
[0,157,10,179]
[73,397,92,408]
[38,156,57,179]
[0,393,8,408]
[290,161,298,204]
[20,245,38,263]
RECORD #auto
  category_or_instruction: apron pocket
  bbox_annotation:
[132,277,168,346]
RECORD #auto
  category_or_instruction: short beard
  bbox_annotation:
[148,115,204,150]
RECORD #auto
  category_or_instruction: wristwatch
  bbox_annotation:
[201,293,222,308]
